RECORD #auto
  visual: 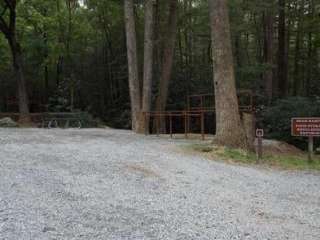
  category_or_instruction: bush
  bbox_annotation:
[259,97,320,150]
[77,112,105,128]
[103,108,131,129]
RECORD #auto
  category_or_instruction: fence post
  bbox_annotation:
[156,114,160,136]
[184,111,188,139]
[144,112,148,136]
[201,112,205,140]
[170,113,173,139]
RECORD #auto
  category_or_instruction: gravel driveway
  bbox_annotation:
[0,128,319,240]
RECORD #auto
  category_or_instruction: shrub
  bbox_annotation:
[259,97,320,150]
[78,112,103,128]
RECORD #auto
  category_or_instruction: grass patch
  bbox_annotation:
[191,144,214,153]
[187,143,320,171]
[220,148,257,164]
[264,155,320,171]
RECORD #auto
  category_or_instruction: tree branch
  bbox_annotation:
[0,4,8,18]
[0,15,9,35]
[0,0,15,36]
[5,0,16,33]
[3,0,15,10]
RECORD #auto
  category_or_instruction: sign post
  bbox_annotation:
[291,118,320,162]
[308,136,314,162]
[256,129,264,164]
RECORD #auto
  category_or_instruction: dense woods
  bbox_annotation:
[0,0,320,148]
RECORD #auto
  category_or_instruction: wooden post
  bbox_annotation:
[200,95,204,109]
[201,112,205,140]
[187,112,190,134]
[308,136,314,163]
[144,112,148,135]
[255,129,264,164]
[184,111,188,138]
[170,114,173,139]
[156,115,160,136]
[257,136,262,164]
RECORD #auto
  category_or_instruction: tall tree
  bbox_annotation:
[124,0,141,132]
[65,0,76,111]
[263,3,275,104]
[293,0,305,96]
[56,0,64,87]
[155,0,178,118]
[209,0,248,149]
[277,0,288,97]
[305,0,315,97]
[0,0,30,122]
[141,0,155,133]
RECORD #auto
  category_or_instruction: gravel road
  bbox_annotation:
[0,128,319,240]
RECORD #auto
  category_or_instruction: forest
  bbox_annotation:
[0,0,320,149]
[1,2,320,238]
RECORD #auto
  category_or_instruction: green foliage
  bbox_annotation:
[78,111,102,128]
[0,0,320,131]
[104,108,131,129]
[260,97,320,149]
[0,35,10,71]
[48,95,69,113]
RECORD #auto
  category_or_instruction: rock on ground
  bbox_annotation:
[0,128,319,240]
[0,117,18,128]
[259,139,303,155]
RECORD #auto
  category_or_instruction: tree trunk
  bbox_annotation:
[0,1,31,123]
[124,0,141,132]
[263,9,274,104]
[306,31,312,97]
[154,0,178,132]
[42,8,49,104]
[56,0,63,87]
[278,0,288,97]
[293,0,305,96]
[43,31,49,104]
[9,39,31,122]
[209,0,248,149]
[140,0,155,134]
[305,0,314,97]
[66,0,75,112]
[56,56,63,87]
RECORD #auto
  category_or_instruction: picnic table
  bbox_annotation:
[42,112,83,129]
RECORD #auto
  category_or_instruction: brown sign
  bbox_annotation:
[291,118,320,137]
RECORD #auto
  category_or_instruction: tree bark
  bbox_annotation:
[10,40,30,119]
[209,0,248,149]
[140,0,155,134]
[263,8,274,104]
[0,0,30,123]
[155,0,178,116]
[124,0,141,132]
[293,0,305,96]
[66,0,75,112]
[43,32,49,104]
[154,0,178,132]
[277,0,288,97]
[305,0,314,97]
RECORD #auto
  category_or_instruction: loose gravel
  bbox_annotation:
[0,128,319,240]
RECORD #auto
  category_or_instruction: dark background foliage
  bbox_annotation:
[0,0,319,149]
